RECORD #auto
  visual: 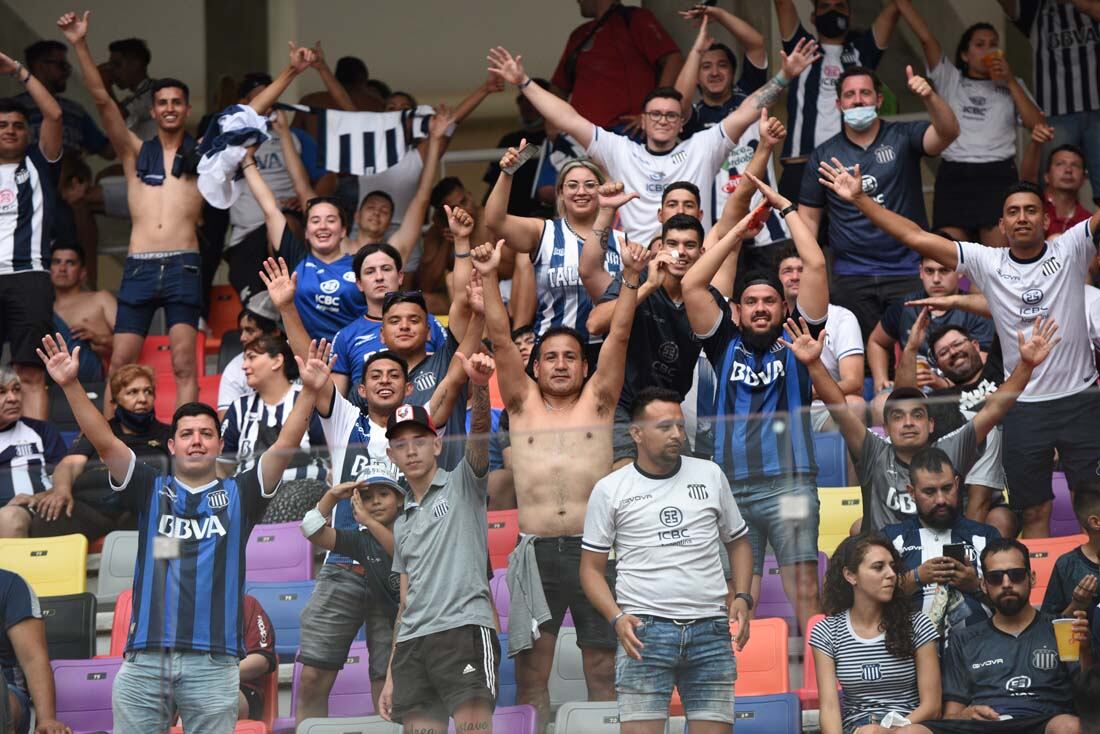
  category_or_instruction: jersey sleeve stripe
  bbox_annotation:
[109,449,138,491]
[581,540,611,553]
[728,523,749,541]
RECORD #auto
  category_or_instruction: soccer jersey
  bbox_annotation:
[942,611,1076,717]
[927,57,1032,163]
[955,220,1098,401]
[879,289,996,362]
[700,307,825,492]
[882,517,999,627]
[220,386,327,482]
[531,218,623,344]
[407,332,466,471]
[112,452,276,656]
[1041,547,1099,616]
[331,527,400,612]
[819,304,864,382]
[801,122,930,277]
[809,611,938,732]
[0,146,60,274]
[782,24,885,159]
[582,456,748,619]
[585,122,734,243]
[279,225,366,343]
[0,570,40,693]
[331,314,447,387]
[0,418,65,503]
[1014,0,1100,116]
[857,423,982,532]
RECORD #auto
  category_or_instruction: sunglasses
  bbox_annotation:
[382,289,427,312]
[985,567,1028,585]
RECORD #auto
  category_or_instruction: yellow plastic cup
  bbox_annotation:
[1053,618,1080,662]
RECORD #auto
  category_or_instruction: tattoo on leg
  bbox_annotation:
[457,723,490,732]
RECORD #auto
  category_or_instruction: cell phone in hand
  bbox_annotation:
[502,143,540,175]
[748,202,771,230]
[942,543,967,563]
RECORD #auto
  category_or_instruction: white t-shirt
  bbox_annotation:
[581,456,748,619]
[821,303,864,381]
[217,353,249,412]
[230,131,302,247]
[1086,284,1100,352]
[956,220,1099,401]
[586,123,734,243]
[813,43,846,150]
[928,57,1031,163]
[711,120,790,248]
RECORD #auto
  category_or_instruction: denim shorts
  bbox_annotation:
[115,251,203,335]
[615,616,735,723]
[731,476,820,576]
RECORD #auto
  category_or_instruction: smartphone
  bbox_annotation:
[748,202,772,230]
[942,543,967,563]
[502,143,541,175]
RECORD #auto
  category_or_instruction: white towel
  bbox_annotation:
[196,105,270,209]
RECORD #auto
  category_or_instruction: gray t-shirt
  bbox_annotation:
[392,459,494,642]
[857,422,980,532]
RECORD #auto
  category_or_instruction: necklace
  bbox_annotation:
[562,217,588,241]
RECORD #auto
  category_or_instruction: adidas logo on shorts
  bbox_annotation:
[462,664,476,675]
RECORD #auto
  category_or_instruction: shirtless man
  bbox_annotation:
[472,233,649,731]
[58,10,313,409]
[50,243,115,382]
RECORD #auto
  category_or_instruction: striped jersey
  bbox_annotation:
[782,24,885,159]
[701,309,824,491]
[0,418,66,503]
[112,453,275,656]
[331,313,447,386]
[531,218,623,344]
[0,146,60,274]
[220,386,328,482]
[1015,0,1100,116]
[809,611,938,732]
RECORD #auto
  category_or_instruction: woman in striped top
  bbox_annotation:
[810,535,941,734]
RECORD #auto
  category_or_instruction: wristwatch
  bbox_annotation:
[734,592,754,610]
[778,204,797,219]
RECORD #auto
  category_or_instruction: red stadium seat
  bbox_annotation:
[206,285,243,354]
[139,334,206,379]
[798,614,829,709]
[1025,534,1086,606]
[155,374,220,423]
[109,589,133,657]
[487,510,519,571]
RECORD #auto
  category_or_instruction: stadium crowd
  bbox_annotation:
[2,0,1100,732]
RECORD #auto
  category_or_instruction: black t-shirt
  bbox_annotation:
[69,417,172,503]
[599,272,729,411]
[332,527,400,612]
[927,337,1004,441]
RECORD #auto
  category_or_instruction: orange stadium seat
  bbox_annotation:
[487,509,519,570]
[206,285,243,354]
[798,614,829,710]
[1025,534,1086,606]
[139,334,206,380]
[109,589,133,657]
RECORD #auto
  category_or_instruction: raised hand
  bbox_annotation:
[350,488,376,527]
[906,65,933,99]
[487,46,527,86]
[445,204,475,241]
[621,241,655,278]
[428,104,455,139]
[818,158,864,202]
[327,480,366,501]
[259,257,298,310]
[467,271,486,316]
[288,42,315,74]
[1072,574,1098,609]
[471,239,504,276]
[743,172,791,210]
[1017,316,1060,368]
[781,38,821,79]
[906,307,931,352]
[36,334,81,388]
[310,40,326,70]
[687,14,714,53]
[1031,122,1054,145]
[597,181,639,211]
[57,11,90,44]
[499,139,528,171]
[0,51,19,76]
[647,250,672,290]
[778,318,826,366]
[483,71,506,94]
[296,339,335,392]
[458,352,496,386]
[270,109,290,134]
[759,110,788,148]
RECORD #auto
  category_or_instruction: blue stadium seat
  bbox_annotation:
[243,580,315,659]
[813,431,847,488]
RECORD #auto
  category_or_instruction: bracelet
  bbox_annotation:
[622,277,640,290]
[18,71,30,86]
[775,71,791,88]
[913,567,921,585]
[518,77,532,90]
[454,252,470,259]
[779,204,797,219]
[611,611,626,628]
[241,161,256,171]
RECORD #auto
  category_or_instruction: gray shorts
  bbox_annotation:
[297,564,395,681]
[965,425,1006,490]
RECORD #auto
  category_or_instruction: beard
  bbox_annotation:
[940,353,982,385]
[742,321,784,352]
[921,505,958,531]
[992,591,1030,616]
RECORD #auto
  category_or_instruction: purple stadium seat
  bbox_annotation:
[756,553,828,627]
[52,657,123,734]
[246,522,314,582]
[1050,473,1081,537]
[273,641,376,733]
[491,568,573,632]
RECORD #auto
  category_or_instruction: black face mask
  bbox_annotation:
[813,10,849,38]
[116,406,155,433]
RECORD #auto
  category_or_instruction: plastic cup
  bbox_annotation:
[982,48,1005,66]
[1053,618,1080,662]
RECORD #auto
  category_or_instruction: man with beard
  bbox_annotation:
[881,447,1000,638]
[902,538,1082,734]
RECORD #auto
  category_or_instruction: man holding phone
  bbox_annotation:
[882,447,1000,636]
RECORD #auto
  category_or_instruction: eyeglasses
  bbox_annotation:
[383,289,427,312]
[985,567,1028,585]
[563,180,599,193]
[934,338,970,360]
[645,110,682,123]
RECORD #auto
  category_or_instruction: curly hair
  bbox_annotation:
[823,535,915,658]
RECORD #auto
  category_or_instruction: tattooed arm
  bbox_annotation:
[720,36,820,142]
[466,381,492,477]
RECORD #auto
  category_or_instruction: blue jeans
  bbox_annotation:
[115,251,203,335]
[732,476,821,576]
[1048,110,1100,201]
[615,616,736,723]
[112,650,239,734]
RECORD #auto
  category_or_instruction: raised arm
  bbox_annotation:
[0,51,61,161]
[971,317,1059,443]
[1020,123,1054,184]
[242,150,289,250]
[259,257,331,402]
[259,339,332,489]
[300,481,364,552]
[58,11,139,160]
[451,74,505,129]
[894,307,930,389]
[270,110,318,207]
[906,66,960,157]
[986,54,1045,130]
[819,159,959,268]
[895,0,943,69]
[442,204,481,343]
[772,0,801,40]
[37,335,131,480]
[684,211,750,336]
[390,108,454,260]
[471,240,535,411]
[587,242,651,410]
[484,140,546,251]
[721,38,820,143]
[674,16,715,120]
[509,250,536,328]
[462,354,495,477]
[488,46,594,149]
[247,43,315,116]
[872,0,903,48]
[906,292,991,318]
[684,5,767,69]
[308,42,356,111]
[581,183,639,300]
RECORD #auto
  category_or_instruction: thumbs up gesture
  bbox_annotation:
[906,65,933,99]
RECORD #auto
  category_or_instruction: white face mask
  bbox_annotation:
[842,105,878,131]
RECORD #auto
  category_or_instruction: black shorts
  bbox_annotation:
[933,158,1019,232]
[613,404,636,464]
[922,714,1066,734]
[391,625,499,724]
[225,226,271,304]
[1002,389,1100,511]
[239,684,263,721]
[534,536,617,649]
[0,271,54,366]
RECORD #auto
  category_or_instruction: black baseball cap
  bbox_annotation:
[385,403,437,438]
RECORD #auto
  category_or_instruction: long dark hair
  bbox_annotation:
[823,535,915,658]
[955,23,998,75]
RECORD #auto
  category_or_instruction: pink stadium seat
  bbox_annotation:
[246,522,314,582]
[52,656,123,734]
[1050,473,1081,537]
[487,510,518,571]
[1025,534,1087,606]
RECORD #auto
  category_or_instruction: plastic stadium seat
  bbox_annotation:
[109,589,133,656]
[96,530,138,605]
[668,694,801,734]
[296,718,400,734]
[818,487,862,557]
[554,702,622,733]
[797,614,828,709]
[218,330,244,373]
[206,285,243,354]
[487,510,518,571]
[756,553,828,625]
[549,627,588,709]
[273,640,375,731]
[40,592,96,659]
[0,534,87,596]
[1050,473,1081,537]
[1025,534,1086,606]
[48,381,105,434]
[154,382,178,423]
[484,705,537,734]
[497,632,516,707]
[490,569,510,631]
[246,522,314,582]
[51,656,123,734]
[199,374,220,407]
[243,580,316,659]
[260,665,279,731]
[170,722,267,734]
[813,431,847,488]
[139,334,206,379]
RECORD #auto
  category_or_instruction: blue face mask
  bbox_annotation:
[842,105,878,131]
